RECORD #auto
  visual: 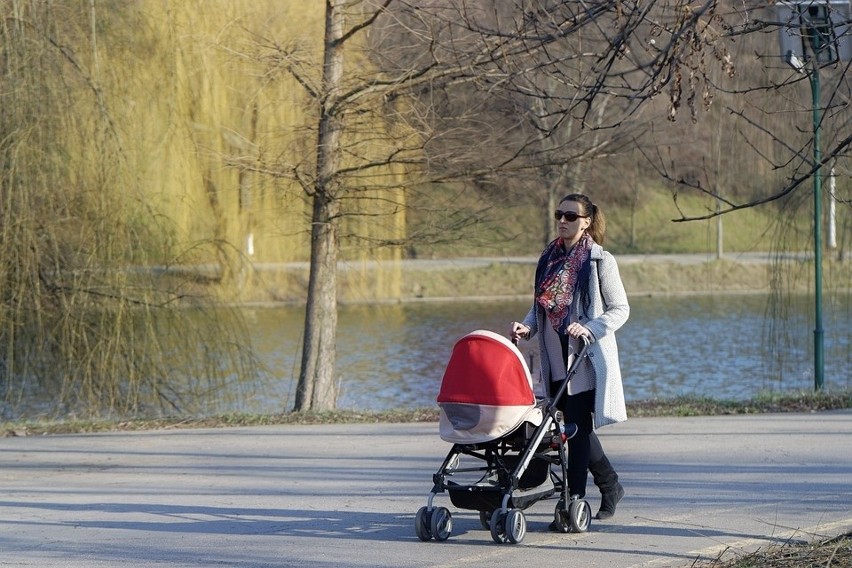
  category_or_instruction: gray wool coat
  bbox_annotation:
[521,243,630,429]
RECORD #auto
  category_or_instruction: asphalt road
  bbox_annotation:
[1,411,851,567]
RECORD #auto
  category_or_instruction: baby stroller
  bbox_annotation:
[414,329,591,545]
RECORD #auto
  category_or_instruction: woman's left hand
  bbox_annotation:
[566,322,590,339]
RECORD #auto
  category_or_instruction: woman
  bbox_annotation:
[510,193,629,522]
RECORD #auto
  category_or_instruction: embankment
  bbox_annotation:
[237,253,851,304]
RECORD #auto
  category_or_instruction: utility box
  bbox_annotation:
[777,1,852,67]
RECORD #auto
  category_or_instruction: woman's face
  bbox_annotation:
[556,199,591,248]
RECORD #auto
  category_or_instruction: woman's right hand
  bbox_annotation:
[510,322,530,343]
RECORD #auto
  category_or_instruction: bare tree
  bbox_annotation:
[227,0,848,411]
[636,1,851,221]
[231,0,733,410]
[243,1,508,411]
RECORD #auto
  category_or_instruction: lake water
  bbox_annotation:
[243,293,852,413]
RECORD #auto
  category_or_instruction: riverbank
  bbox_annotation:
[236,253,852,304]
[398,255,775,300]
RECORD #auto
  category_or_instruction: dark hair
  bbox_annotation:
[559,193,606,245]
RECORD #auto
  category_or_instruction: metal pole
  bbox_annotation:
[809,64,825,391]
[828,168,837,250]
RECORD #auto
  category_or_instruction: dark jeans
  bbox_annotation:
[556,387,606,497]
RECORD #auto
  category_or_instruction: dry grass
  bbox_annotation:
[235,255,852,304]
[3,390,849,436]
[692,532,852,567]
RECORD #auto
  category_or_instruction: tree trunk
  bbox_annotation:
[295,193,340,411]
[294,0,345,412]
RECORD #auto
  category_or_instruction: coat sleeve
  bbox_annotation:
[584,252,629,341]
[521,303,537,338]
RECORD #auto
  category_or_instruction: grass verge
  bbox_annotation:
[3,390,849,437]
[628,390,852,417]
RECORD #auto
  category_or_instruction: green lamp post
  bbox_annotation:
[777,0,850,390]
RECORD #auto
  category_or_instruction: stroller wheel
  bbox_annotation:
[552,499,571,533]
[479,510,492,530]
[430,507,453,541]
[415,506,432,541]
[489,509,509,544]
[568,498,591,533]
[505,509,527,544]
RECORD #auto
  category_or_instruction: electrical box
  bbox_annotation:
[777,1,852,68]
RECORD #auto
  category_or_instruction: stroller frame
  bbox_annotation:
[416,337,591,544]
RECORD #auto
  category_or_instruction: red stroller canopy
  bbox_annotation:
[437,330,534,407]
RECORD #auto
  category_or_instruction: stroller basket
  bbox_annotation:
[446,455,553,511]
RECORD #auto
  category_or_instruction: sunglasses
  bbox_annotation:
[554,210,589,222]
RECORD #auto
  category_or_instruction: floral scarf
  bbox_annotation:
[535,233,593,334]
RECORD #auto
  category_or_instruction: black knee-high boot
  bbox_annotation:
[588,455,624,520]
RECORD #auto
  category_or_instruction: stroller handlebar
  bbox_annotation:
[511,333,590,350]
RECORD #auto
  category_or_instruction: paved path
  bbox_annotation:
[2,411,851,567]
[249,252,795,272]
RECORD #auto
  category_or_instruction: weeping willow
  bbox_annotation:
[763,182,852,393]
[0,0,410,418]
[0,1,262,420]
